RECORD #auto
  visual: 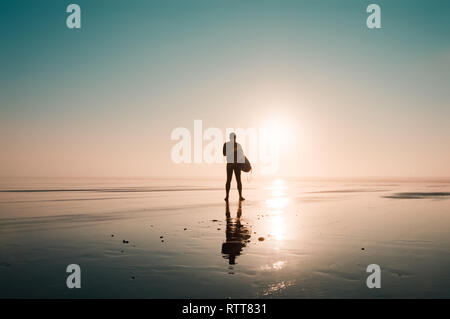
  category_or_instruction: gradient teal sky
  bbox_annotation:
[1,0,449,177]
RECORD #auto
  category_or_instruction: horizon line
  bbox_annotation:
[1,176,450,182]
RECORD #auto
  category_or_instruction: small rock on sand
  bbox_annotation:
[122,240,129,244]
[258,237,265,241]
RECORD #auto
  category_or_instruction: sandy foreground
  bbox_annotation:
[0,177,449,298]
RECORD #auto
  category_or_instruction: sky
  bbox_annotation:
[0,0,449,178]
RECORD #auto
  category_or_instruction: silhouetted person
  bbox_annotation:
[223,132,245,202]
[221,200,250,265]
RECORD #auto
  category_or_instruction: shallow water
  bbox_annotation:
[0,177,449,298]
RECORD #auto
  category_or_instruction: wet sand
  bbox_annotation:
[0,177,449,298]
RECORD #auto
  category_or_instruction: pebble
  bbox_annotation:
[122,240,129,244]
[258,237,265,241]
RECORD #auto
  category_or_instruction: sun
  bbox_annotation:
[264,118,294,150]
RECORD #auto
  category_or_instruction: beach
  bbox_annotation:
[0,177,449,298]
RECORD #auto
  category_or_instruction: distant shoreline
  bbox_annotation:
[1,176,449,183]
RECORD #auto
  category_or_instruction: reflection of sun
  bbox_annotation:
[266,179,290,208]
[262,281,294,296]
[272,260,285,270]
[261,179,289,241]
[268,179,287,196]
[266,197,290,209]
[260,260,286,271]
[273,178,285,186]
[270,215,285,241]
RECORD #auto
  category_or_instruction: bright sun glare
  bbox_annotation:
[263,116,294,150]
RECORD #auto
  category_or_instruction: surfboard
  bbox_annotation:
[241,157,252,173]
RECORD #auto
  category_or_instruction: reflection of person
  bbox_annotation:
[223,132,245,202]
[221,201,250,265]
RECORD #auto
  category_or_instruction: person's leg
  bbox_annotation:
[237,200,242,218]
[234,165,244,200]
[225,164,233,201]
